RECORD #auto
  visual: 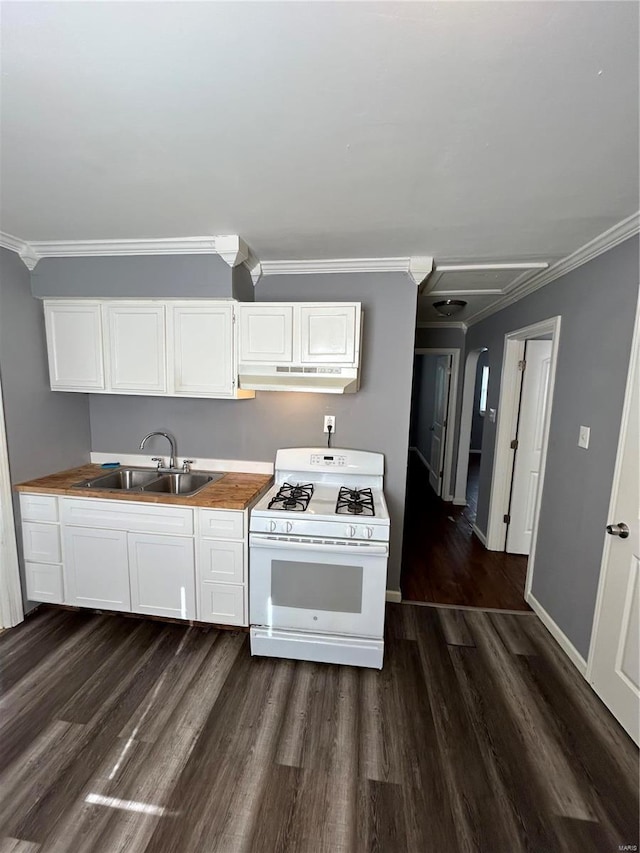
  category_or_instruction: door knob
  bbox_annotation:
[606,522,629,539]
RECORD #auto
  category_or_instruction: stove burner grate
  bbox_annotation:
[268,482,314,512]
[336,486,375,517]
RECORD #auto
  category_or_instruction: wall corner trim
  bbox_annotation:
[526,591,588,677]
[466,211,640,326]
[0,233,254,270]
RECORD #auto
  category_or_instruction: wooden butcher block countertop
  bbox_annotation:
[15,463,273,511]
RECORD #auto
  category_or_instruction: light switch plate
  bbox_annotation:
[578,425,590,449]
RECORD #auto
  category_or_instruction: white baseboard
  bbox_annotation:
[472,524,487,546]
[469,449,482,455]
[526,592,587,677]
[453,498,468,506]
[410,447,431,473]
[385,589,402,603]
[91,451,274,475]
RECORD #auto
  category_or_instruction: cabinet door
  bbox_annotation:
[128,533,195,620]
[105,303,167,393]
[199,582,245,626]
[63,526,130,611]
[25,562,64,604]
[170,303,234,397]
[199,539,244,584]
[22,522,61,563]
[44,301,105,390]
[239,305,293,363]
[299,305,357,364]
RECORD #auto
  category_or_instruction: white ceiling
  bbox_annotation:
[1,2,638,285]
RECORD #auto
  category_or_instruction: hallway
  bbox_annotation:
[401,452,530,610]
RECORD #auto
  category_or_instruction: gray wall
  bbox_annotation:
[470,350,489,451]
[466,236,639,658]
[0,248,91,609]
[88,271,418,591]
[410,355,438,466]
[415,325,465,351]
[31,254,234,298]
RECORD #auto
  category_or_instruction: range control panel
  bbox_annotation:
[310,454,346,467]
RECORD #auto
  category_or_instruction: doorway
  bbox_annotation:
[462,350,489,529]
[409,348,459,501]
[403,344,529,610]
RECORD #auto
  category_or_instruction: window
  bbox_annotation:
[479,365,489,415]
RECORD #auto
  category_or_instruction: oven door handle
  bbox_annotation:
[249,533,389,556]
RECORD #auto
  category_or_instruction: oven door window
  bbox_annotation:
[271,560,363,613]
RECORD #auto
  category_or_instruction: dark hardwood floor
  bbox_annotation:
[402,452,530,609]
[0,604,638,852]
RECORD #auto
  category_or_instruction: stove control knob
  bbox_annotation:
[285,521,293,533]
[269,520,277,533]
[347,525,357,538]
[365,527,374,539]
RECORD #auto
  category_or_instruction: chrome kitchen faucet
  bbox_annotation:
[139,431,178,472]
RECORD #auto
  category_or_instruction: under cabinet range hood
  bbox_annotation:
[238,365,359,394]
[237,301,362,394]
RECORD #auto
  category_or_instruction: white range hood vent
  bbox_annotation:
[238,365,359,394]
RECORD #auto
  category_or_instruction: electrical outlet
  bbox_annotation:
[324,415,336,434]
[578,425,590,449]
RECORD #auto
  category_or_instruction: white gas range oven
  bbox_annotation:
[249,447,390,669]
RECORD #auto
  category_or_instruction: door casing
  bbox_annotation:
[485,317,561,605]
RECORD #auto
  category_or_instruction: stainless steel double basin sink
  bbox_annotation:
[73,467,222,497]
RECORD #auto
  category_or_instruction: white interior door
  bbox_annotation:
[506,340,552,555]
[589,338,639,744]
[429,355,452,496]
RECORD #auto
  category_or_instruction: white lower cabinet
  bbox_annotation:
[22,494,249,628]
[129,533,195,620]
[63,526,131,612]
[199,582,245,626]
[25,561,64,603]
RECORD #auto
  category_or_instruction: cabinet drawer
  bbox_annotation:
[62,498,194,535]
[25,562,64,604]
[198,539,244,584]
[198,509,244,540]
[199,582,245,626]
[20,493,59,523]
[22,522,61,564]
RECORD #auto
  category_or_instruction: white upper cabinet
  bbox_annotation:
[42,299,252,399]
[44,301,105,390]
[239,302,361,367]
[299,305,357,364]
[105,302,167,393]
[169,302,234,397]
[239,305,293,363]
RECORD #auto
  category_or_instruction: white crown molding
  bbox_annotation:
[466,211,640,327]
[0,234,251,270]
[214,235,249,268]
[253,255,433,286]
[416,321,468,331]
[436,261,549,273]
[0,232,40,270]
